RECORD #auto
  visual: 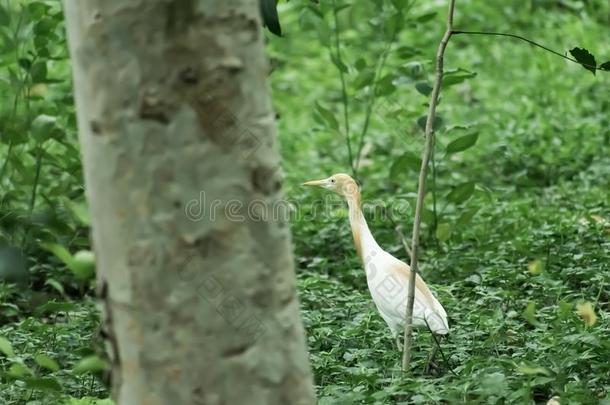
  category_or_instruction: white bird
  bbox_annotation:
[303,173,449,351]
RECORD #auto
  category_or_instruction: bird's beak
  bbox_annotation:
[302,179,327,188]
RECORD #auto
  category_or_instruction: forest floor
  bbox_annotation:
[1,0,609,404]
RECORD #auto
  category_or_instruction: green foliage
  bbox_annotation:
[270,0,609,403]
[0,0,608,403]
[260,0,282,36]
[0,1,104,402]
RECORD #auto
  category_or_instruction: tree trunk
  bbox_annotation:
[63,1,315,403]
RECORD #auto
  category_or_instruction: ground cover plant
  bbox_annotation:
[0,0,609,403]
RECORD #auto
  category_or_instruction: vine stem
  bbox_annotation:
[451,30,606,71]
[402,0,456,372]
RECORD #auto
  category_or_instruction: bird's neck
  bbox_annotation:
[345,190,380,262]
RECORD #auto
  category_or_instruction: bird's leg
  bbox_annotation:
[423,334,441,374]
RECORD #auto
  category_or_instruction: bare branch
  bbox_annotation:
[402,0,456,372]
[452,30,606,72]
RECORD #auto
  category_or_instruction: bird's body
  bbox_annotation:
[303,173,449,343]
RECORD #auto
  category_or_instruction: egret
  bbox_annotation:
[303,173,449,355]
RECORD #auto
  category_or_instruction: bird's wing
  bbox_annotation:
[386,257,449,333]
[387,258,437,309]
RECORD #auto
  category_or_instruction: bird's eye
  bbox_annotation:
[330,179,335,183]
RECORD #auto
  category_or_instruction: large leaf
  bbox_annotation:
[375,74,396,97]
[435,223,453,242]
[446,132,479,154]
[395,45,420,61]
[417,115,443,132]
[34,301,78,316]
[0,336,15,357]
[40,243,73,267]
[415,81,432,96]
[25,377,62,392]
[390,152,422,178]
[314,102,339,131]
[73,355,108,374]
[259,0,281,36]
[35,353,60,372]
[446,181,475,204]
[443,68,477,86]
[569,47,597,75]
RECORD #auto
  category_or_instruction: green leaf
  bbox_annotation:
[45,278,65,295]
[415,81,432,96]
[8,363,34,378]
[527,259,544,275]
[73,355,108,374]
[446,132,479,154]
[415,11,437,23]
[353,69,375,90]
[330,54,348,73]
[456,207,480,227]
[516,364,552,376]
[446,181,475,204]
[0,5,10,26]
[391,0,409,10]
[435,223,452,242]
[390,152,421,178]
[395,45,420,60]
[35,353,60,372]
[27,2,52,18]
[354,58,367,71]
[63,199,91,226]
[334,3,351,13]
[31,61,47,82]
[315,20,332,47]
[40,242,74,268]
[314,102,339,131]
[375,74,396,97]
[25,377,62,392]
[32,114,57,143]
[569,47,597,75]
[523,301,538,326]
[34,301,78,316]
[417,115,443,132]
[443,68,477,86]
[18,58,32,70]
[0,336,15,357]
[600,61,610,71]
[259,0,281,36]
[72,250,96,281]
[385,10,404,36]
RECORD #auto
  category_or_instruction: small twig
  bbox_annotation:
[451,30,606,71]
[403,0,456,373]
[331,0,354,175]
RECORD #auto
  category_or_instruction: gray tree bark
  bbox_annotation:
[63,1,315,403]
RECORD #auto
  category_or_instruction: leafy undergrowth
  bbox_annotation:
[1,0,609,403]
[276,0,610,402]
[293,171,610,403]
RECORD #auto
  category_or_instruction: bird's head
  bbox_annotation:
[302,173,359,198]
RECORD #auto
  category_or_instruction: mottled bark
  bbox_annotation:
[63,1,315,403]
